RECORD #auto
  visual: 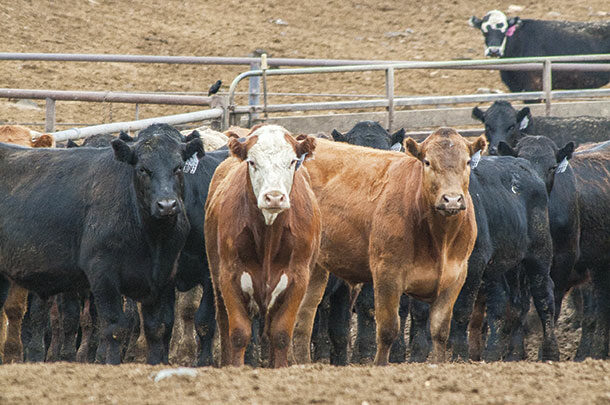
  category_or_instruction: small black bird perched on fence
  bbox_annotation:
[208,80,222,96]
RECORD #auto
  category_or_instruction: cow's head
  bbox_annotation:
[112,123,204,219]
[469,10,522,57]
[331,121,405,151]
[405,128,486,216]
[498,136,574,194]
[229,124,316,225]
[472,101,530,155]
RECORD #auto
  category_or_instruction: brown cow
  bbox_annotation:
[205,124,320,367]
[0,125,54,363]
[293,127,486,365]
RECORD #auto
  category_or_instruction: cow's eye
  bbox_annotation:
[290,159,298,168]
[247,160,256,169]
[423,159,431,167]
[174,166,182,175]
[508,124,515,131]
[139,167,151,176]
[496,23,505,30]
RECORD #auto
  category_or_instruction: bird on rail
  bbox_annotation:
[208,80,222,96]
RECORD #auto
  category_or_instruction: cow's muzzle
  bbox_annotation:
[155,198,180,217]
[436,194,466,216]
[259,190,290,213]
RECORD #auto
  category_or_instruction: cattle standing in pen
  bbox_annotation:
[472,101,610,155]
[469,10,610,93]
[293,128,485,365]
[0,123,202,365]
[205,125,320,367]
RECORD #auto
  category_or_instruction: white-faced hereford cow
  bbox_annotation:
[292,128,486,365]
[469,10,610,92]
[205,125,320,367]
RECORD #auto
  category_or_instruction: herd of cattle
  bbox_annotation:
[0,98,608,368]
[0,9,609,368]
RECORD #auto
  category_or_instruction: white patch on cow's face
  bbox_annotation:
[482,10,509,56]
[519,115,530,130]
[246,125,299,226]
[268,274,288,310]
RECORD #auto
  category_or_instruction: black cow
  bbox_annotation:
[0,123,203,364]
[331,121,405,151]
[570,143,610,359]
[469,10,610,92]
[410,155,559,362]
[498,136,580,322]
[472,101,610,154]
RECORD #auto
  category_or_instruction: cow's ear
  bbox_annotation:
[295,135,316,160]
[507,16,522,27]
[557,141,575,163]
[32,134,54,148]
[404,137,421,159]
[228,138,248,161]
[331,129,347,143]
[183,137,204,161]
[390,128,406,146]
[469,135,487,156]
[497,141,517,157]
[469,16,483,29]
[119,131,135,142]
[66,139,79,148]
[517,107,531,130]
[112,139,137,165]
[184,130,201,143]
[472,106,485,123]
[225,130,240,139]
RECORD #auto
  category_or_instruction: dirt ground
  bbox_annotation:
[0,0,608,131]
[1,1,609,403]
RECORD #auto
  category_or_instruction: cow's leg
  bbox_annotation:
[219,278,251,367]
[58,291,80,362]
[268,276,307,368]
[575,282,595,361]
[76,295,95,363]
[2,284,28,363]
[428,266,467,363]
[591,267,610,359]
[91,277,129,365]
[328,280,350,366]
[0,275,9,364]
[482,277,510,362]
[523,257,559,361]
[195,279,216,367]
[449,255,485,361]
[293,264,329,364]
[311,292,331,362]
[214,286,231,366]
[141,284,175,365]
[46,296,61,361]
[505,274,530,362]
[245,313,262,367]
[550,249,578,322]
[121,297,141,362]
[352,283,376,364]
[23,294,51,362]
[389,294,409,364]
[409,299,431,363]
[372,275,401,366]
[467,293,486,361]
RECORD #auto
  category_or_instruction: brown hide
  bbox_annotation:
[294,128,484,365]
[205,133,321,368]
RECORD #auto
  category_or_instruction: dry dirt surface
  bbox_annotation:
[0,360,609,405]
[0,0,608,130]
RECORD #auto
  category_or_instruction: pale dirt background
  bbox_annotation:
[0,1,609,403]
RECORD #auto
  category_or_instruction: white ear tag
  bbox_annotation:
[471,150,481,169]
[295,153,308,170]
[519,115,529,130]
[184,153,200,174]
[556,157,569,174]
[390,142,402,151]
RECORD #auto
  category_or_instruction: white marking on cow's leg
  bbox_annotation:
[240,272,259,315]
[268,274,288,310]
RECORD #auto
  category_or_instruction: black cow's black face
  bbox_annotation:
[331,121,405,151]
[112,124,204,219]
[472,101,530,155]
[469,10,521,57]
[497,136,574,194]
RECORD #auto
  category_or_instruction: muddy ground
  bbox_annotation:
[1,1,609,403]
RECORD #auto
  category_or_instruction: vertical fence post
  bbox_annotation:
[248,49,263,123]
[385,67,395,132]
[45,97,56,133]
[135,103,140,120]
[543,59,552,116]
[261,53,269,120]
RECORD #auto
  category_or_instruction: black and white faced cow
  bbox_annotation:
[0,123,203,365]
[469,10,610,92]
[472,101,610,155]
